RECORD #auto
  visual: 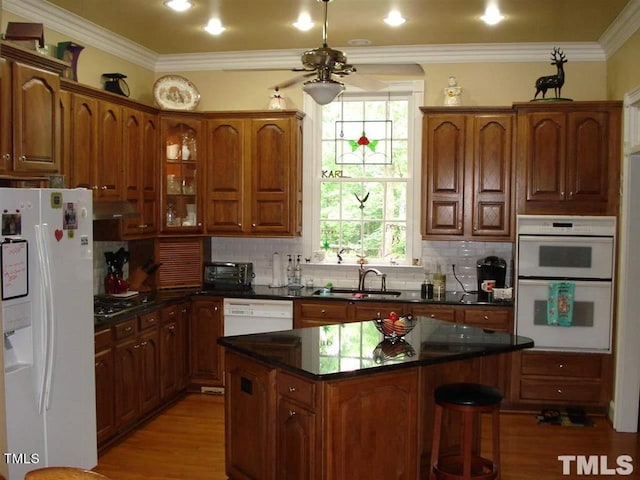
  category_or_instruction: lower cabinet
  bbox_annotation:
[189,296,224,389]
[96,303,189,449]
[509,350,613,412]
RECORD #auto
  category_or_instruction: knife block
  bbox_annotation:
[127,266,151,292]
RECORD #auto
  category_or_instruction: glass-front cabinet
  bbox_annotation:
[160,116,203,233]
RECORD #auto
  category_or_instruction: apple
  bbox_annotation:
[389,311,400,322]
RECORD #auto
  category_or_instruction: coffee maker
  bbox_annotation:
[476,256,507,299]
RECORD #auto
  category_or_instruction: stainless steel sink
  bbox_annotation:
[312,288,402,299]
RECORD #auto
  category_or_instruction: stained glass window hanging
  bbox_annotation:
[334,120,393,165]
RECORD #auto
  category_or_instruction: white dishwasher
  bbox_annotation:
[223,298,294,336]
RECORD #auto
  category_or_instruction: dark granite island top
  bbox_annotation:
[219,318,533,480]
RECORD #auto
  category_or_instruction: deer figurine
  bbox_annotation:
[534,48,567,99]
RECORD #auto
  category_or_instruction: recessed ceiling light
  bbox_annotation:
[164,0,192,13]
[294,13,314,31]
[481,5,505,25]
[205,18,225,35]
[384,10,406,27]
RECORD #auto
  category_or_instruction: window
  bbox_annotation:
[303,81,423,266]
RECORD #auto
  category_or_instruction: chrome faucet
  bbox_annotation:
[358,265,387,291]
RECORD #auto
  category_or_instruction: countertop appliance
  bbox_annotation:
[476,255,507,294]
[1,188,97,478]
[223,298,293,336]
[515,215,616,352]
[203,262,254,290]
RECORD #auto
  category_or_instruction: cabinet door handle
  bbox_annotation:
[2,153,10,161]
[168,325,175,331]
[133,344,141,349]
[125,326,132,332]
[288,386,297,392]
[140,341,148,347]
[138,224,148,229]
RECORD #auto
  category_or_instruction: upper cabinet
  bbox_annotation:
[0,60,61,176]
[205,111,303,237]
[160,115,203,234]
[421,107,514,240]
[514,101,622,215]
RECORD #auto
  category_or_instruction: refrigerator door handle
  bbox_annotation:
[35,223,56,413]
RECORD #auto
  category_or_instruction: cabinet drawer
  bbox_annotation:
[521,352,603,378]
[94,328,112,352]
[299,302,349,321]
[462,309,512,332]
[114,319,137,341]
[520,378,601,403]
[410,305,457,322]
[277,371,316,409]
[139,311,160,330]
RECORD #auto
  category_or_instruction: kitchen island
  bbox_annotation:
[218,317,533,480]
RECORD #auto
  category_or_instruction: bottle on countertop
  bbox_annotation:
[432,264,446,300]
[421,272,434,300]
[286,254,294,286]
[294,254,302,285]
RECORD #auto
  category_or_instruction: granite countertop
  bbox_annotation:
[217,316,533,381]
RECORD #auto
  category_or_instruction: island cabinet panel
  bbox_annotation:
[514,101,622,215]
[324,369,420,480]
[225,351,277,480]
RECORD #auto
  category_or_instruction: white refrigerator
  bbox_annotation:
[1,188,96,479]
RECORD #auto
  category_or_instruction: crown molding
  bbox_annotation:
[599,0,640,58]
[3,0,159,70]
[4,0,635,72]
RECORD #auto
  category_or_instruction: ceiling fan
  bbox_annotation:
[274,0,424,105]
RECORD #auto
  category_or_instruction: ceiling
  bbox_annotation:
[42,0,631,56]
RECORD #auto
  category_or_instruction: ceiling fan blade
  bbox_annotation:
[354,63,424,75]
[271,72,315,90]
[341,73,386,91]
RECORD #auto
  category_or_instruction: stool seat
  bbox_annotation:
[435,383,502,407]
[24,467,111,479]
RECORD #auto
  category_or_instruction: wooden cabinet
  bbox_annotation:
[294,300,350,328]
[409,304,458,322]
[0,60,61,176]
[189,297,224,388]
[94,328,116,446]
[509,350,613,412]
[461,308,512,333]
[95,101,124,201]
[351,301,409,321]
[224,351,276,480]
[160,303,189,400]
[276,371,320,480]
[67,93,98,189]
[113,313,160,429]
[160,115,203,233]
[515,101,622,215]
[421,107,514,240]
[122,110,159,237]
[205,111,303,237]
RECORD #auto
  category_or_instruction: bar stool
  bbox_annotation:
[24,467,111,479]
[429,382,502,480]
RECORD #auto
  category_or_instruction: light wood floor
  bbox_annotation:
[94,393,639,480]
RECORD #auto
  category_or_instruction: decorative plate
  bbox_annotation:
[153,75,200,111]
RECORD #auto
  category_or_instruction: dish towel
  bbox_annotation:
[547,281,575,327]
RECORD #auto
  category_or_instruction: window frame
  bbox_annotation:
[302,80,424,266]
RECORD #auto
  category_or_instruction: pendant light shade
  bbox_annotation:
[303,78,345,105]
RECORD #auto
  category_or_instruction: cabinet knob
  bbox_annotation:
[559,363,564,368]
[133,344,140,349]
[168,325,175,331]
[321,309,326,315]
[557,389,563,395]
[288,410,296,417]
[2,153,10,161]
[483,315,489,320]
[138,224,148,229]
[19,155,26,162]
[237,223,242,227]
[125,326,132,332]
[252,223,256,228]
[430,314,435,318]
[141,341,148,347]
[288,386,297,392]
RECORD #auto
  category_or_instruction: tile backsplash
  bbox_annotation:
[208,237,513,293]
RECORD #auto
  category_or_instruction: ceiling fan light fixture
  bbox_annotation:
[205,18,226,35]
[384,10,406,27]
[294,13,314,31]
[481,5,505,25]
[164,0,192,12]
[303,78,344,105]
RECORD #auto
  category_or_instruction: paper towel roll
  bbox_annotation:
[270,252,283,287]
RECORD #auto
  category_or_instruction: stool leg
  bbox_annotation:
[492,409,501,479]
[462,411,474,479]
[430,404,443,480]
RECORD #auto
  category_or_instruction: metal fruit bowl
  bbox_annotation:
[373,314,416,340]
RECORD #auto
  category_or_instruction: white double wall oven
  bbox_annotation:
[515,215,616,353]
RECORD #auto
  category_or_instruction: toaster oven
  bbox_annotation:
[203,262,254,290]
